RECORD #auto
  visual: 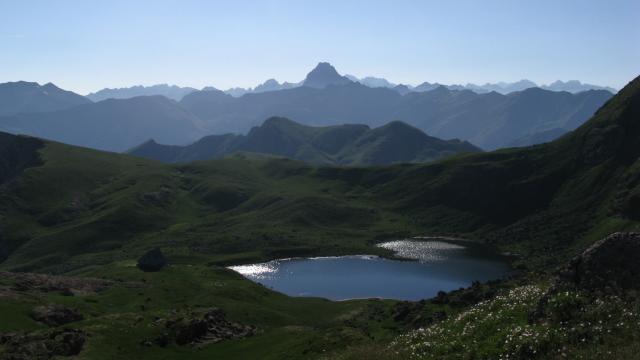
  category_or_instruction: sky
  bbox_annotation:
[0,0,638,94]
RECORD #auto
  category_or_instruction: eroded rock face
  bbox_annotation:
[154,308,256,346]
[137,248,167,272]
[558,232,640,293]
[31,304,83,327]
[0,328,86,359]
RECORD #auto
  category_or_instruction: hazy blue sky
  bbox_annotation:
[1,0,638,94]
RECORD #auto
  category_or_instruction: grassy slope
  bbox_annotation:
[0,263,412,359]
[1,143,427,273]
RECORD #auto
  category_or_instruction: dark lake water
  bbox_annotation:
[229,239,511,301]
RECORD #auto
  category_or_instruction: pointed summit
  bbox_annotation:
[302,62,352,89]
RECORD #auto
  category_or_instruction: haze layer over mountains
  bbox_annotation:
[129,117,480,165]
[85,62,617,99]
[0,63,614,156]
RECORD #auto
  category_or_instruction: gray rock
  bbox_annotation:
[31,304,83,327]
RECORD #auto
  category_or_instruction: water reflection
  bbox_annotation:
[229,239,510,301]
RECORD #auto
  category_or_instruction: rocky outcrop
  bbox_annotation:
[0,328,86,359]
[530,232,640,323]
[31,304,83,327]
[557,232,640,293]
[153,308,256,346]
[137,248,167,272]
[0,271,112,296]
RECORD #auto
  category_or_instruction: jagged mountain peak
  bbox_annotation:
[303,62,352,89]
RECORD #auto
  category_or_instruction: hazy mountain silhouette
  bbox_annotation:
[468,80,538,94]
[80,65,618,104]
[0,64,615,152]
[541,80,617,93]
[129,117,479,165]
[86,84,198,102]
[302,62,353,88]
[224,79,300,97]
[0,96,204,152]
[181,77,613,149]
[393,84,413,95]
[346,75,397,88]
[0,81,91,116]
[356,78,615,95]
[413,82,441,92]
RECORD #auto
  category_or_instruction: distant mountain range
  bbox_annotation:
[178,63,613,150]
[540,80,617,93]
[221,62,351,97]
[83,64,617,102]
[86,84,198,102]
[0,63,615,152]
[224,79,300,97]
[348,77,617,95]
[0,96,204,152]
[345,75,395,89]
[128,117,480,165]
[0,81,91,116]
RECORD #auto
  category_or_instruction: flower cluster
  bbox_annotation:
[391,285,545,359]
[390,285,640,359]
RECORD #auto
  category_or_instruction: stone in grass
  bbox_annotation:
[31,304,84,327]
[137,248,167,272]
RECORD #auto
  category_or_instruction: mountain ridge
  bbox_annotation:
[181,81,612,149]
[0,81,91,116]
[0,95,204,152]
[76,62,618,102]
[128,117,480,165]
[86,84,197,102]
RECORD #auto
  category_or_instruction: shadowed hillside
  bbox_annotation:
[129,117,480,165]
[0,132,43,185]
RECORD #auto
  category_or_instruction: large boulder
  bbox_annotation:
[136,248,167,272]
[558,232,640,293]
[31,304,83,327]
